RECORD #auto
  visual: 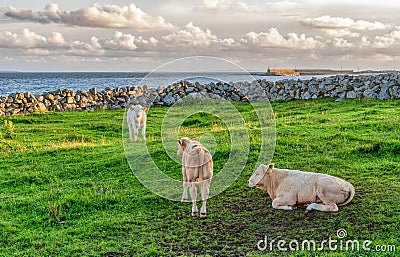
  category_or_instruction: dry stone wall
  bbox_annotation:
[1,72,400,116]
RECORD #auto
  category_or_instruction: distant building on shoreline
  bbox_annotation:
[265,68,354,76]
[266,68,300,76]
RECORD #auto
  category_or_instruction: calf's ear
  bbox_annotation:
[178,139,182,145]
[267,163,274,173]
[192,137,198,141]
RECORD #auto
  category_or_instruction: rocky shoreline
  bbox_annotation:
[1,72,399,116]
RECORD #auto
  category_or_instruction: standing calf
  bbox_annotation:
[178,137,213,218]
[248,163,355,212]
[127,104,147,141]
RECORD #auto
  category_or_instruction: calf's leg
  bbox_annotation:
[306,186,339,212]
[181,167,189,202]
[141,124,146,141]
[305,202,338,212]
[200,179,211,218]
[189,182,198,216]
[181,182,189,202]
[128,123,134,141]
[133,126,138,141]
[271,195,295,211]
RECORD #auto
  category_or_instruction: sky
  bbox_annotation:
[0,0,399,71]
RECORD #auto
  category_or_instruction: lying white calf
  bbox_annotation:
[248,163,355,212]
[127,104,147,141]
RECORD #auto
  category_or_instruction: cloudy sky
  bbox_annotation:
[0,0,399,71]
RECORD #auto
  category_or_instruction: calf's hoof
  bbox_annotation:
[191,212,198,216]
[305,208,313,213]
[181,198,188,202]
[200,213,206,219]
[305,203,316,213]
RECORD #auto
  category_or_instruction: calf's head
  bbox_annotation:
[248,163,274,188]
[129,104,147,117]
[177,137,198,156]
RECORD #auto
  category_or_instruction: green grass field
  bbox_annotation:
[0,98,399,256]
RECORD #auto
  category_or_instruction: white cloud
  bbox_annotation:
[161,22,219,47]
[85,23,233,53]
[327,38,354,48]
[241,27,322,49]
[101,31,138,50]
[221,37,236,46]
[360,36,371,47]
[69,39,105,56]
[96,31,158,51]
[3,3,177,31]
[195,0,251,12]
[301,16,389,30]
[372,28,400,48]
[22,48,50,56]
[323,29,360,38]
[3,22,400,66]
[48,32,66,47]
[0,29,103,56]
[135,36,159,50]
[0,28,65,49]
[0,25,324,57]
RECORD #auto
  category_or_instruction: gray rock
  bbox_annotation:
[372,85,381,93]
[325,83,336,91]
[347,91,357,99]
[363,89,377,99]
[303,91,311,100]
[392,86,400,98]
[162,94,175,105]
[379,85,390,100]
[231,93,241,102]
[308,86,317,94]
[354,85,366,92]
[364,80,371,88]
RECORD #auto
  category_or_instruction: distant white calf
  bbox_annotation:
[178,137,213,218]
[127,104,147,141]
[248,163,355,212]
